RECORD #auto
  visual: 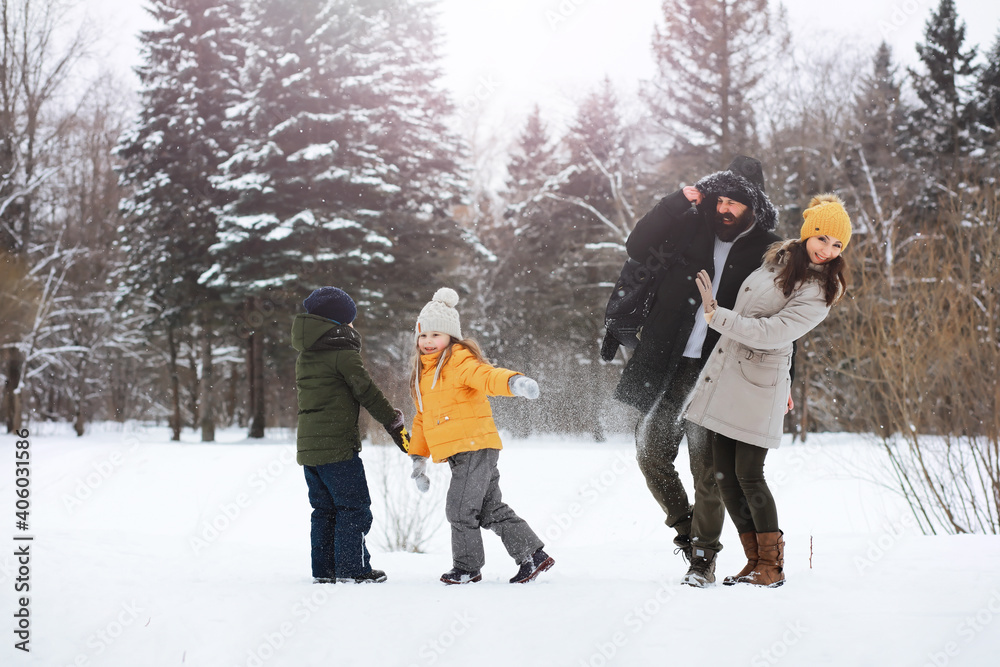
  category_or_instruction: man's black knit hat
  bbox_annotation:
[694,155,778,231]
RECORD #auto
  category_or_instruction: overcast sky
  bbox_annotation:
[93,0,1000,135]
[434,0,1000,129]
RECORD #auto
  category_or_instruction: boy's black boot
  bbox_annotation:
[336,569,387,584]
[509,548,555,584]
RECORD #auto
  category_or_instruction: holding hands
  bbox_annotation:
[695,270,718,323]
[385,408,410,453]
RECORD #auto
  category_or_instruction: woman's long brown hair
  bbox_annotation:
[774,240,848,306]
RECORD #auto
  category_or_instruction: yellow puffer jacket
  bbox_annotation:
[408,345,519,462]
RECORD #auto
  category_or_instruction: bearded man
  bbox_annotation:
[614,156,781,586]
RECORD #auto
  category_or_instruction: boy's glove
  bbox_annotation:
[509,375,540,400]
[385,409,409,453]
[410,455,430,493]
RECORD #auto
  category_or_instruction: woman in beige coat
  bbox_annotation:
[684,194,851,588]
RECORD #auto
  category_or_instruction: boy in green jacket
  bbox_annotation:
[291,287,408,584]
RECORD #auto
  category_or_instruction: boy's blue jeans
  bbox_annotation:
[304,453,374,579]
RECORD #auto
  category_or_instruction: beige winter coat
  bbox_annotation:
[684,241,839,448]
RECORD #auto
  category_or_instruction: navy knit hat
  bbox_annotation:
[303,287,356,324]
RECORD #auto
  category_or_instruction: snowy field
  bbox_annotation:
[5,423,1000,667]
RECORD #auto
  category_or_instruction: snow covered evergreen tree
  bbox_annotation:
[852,42,907,177]
[905,0,978,175]
[643,0,788,175]
[557,81,643,439]
[211,0,469,307]
[211,0,472,435]
[842,42,915,269]
[505,106,559,196]
[490,84,640,437]
[973,30,1000,164]
[116,0,245,440]
[480,106,559,436]
[840,42,917,243]
[488,104,559,345]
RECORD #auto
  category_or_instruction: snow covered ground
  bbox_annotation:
[5,423,1000,667]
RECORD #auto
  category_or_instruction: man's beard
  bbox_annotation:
[712,209,752,242]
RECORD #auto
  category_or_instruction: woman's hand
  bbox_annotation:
[695,270,717,322]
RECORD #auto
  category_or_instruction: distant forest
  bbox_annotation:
[2,0,998,453]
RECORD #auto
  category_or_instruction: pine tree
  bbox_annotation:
[477,106,561,436]
[853,42,906,175]
[491,83,640,437]
[212,0,470,300]
[117,0,243,310]
[489,105,559,334]
[505,105,558,195]
[511,81,635,347]
[974,30,1000,161]
[643,0,787,173]
[906,0,978,172]
[210,0,383,297]
[844,41,914,257]
[557,79,639,315]
[211,0,472,435]
[491,105,562,342]
[558,81,642,439]
[356,0,475,327]
[116,0,245,440]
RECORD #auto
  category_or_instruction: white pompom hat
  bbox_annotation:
[415,287,462,341]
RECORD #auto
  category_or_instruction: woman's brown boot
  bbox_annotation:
[744,531,784,587]
[723,532,758,586]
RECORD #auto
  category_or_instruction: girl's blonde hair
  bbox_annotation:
[409,335,491,408]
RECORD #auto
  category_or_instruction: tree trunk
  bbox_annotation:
[798,362,810,444]
[111,353,129,423]
[187,342,200,427]
[719,0,732,164]
[226,363,239,427]
[167,324,182,441]
[73,356,87,436]
[247,297,266,439]
[200,313,215,442]
[3,348,24,433]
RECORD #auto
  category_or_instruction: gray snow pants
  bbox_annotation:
[445,448,543,572]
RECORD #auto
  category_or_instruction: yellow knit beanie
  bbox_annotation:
[800,193,852,249]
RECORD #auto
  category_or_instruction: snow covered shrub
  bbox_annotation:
[371,445,446,553]
[879,433,998,534]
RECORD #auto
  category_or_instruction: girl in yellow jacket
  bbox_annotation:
[407,288,554,585]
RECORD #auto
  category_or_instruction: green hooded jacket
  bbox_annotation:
[290,313,396,466]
